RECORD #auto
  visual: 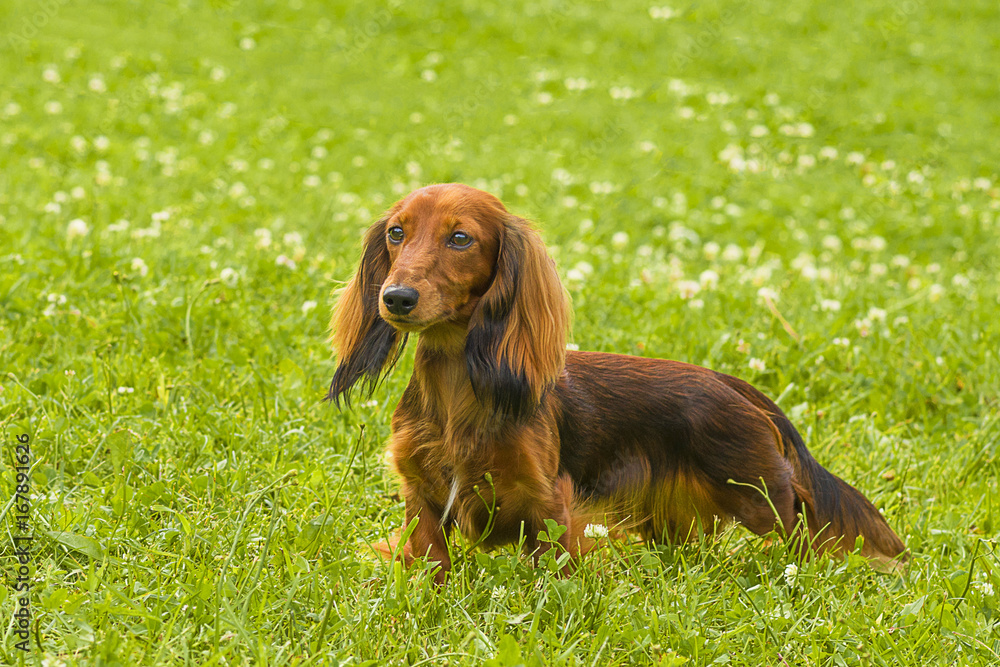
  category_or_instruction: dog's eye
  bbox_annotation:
[449,231,473,248]
[387,226,404,244]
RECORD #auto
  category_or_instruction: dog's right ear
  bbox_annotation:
[327,217,406,406]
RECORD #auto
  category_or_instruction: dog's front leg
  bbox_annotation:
[403,493,452,584]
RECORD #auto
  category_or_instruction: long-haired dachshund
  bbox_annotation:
[329,183,906,582]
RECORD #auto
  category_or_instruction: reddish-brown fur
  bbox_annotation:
[329,183,907,583]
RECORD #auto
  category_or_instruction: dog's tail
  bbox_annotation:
[723,376,907,568]
[778,416,906,569]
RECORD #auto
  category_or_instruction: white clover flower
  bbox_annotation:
[749,358,766,372]
[67,219,90,239]
[611,231,629,248]
[275,255,297,270]
[706,91,732,105]
[822,235,843,252]
[229,182,248,199]
[220,268,240,287]
[703,241,720,260]
[239,37,257,50]
[88,76,107,93]
[301,300,317,314]
[819,146,838,160]
[928,284,945,301]
[609,86,639,100]
[583,524,609,539]
[757,286,779,303]
[783,563,798,587]
[565,342,580,351]
[42,66,61,83]
[721,244,743,262]
[676,280,701,300]
[833,337,850,347]
[649,6,677,20]
[574,261,594,276]
[116,386,134,395]
[867,307,887,322]
[975,581,995,597]
[254,228,273,249]
[891,254,911,268]
[846,151,866,166]
[699,270,719,289]
[688,298,704,310]
[491,585,509,600]
[820,299,841,312]
[131,258,149,277]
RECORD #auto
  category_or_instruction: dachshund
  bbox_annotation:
[328,183,907,582]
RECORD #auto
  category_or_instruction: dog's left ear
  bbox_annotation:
[327,217,406,406]
[466,216,570,420]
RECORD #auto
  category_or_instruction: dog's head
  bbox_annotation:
[328,183,569,418]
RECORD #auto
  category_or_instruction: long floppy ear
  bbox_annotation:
[327,217,406,406]
[466,216,570,421]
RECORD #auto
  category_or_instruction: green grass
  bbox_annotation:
[1,0,999,664]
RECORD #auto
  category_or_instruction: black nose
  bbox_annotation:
[382,285,419,315]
